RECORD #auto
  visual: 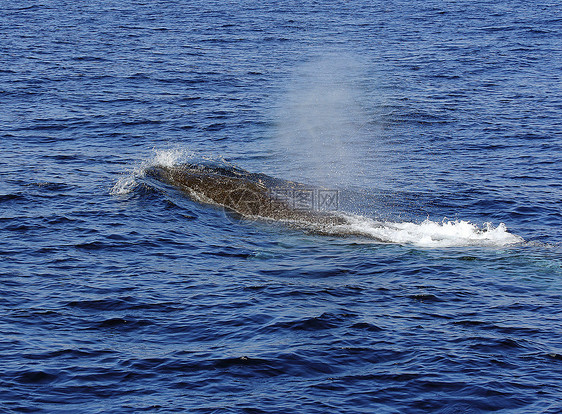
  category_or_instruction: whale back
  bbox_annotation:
[145,163,345,225]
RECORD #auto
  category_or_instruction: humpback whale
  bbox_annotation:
[139,162,525,247]
[145,163,347,226]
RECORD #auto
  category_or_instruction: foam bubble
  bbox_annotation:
[333,214,524,247]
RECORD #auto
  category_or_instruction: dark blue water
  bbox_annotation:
[1,1,561,412]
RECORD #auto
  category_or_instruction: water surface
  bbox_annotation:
[1,1,561,413]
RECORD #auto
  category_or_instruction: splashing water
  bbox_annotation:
[110,149,185,196]
[330,214,524,247]
[111,149,204,195]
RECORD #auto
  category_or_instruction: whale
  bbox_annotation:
[145,163,347,226]
[140,162,524,247]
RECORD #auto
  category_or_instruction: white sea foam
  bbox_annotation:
[330,214,524,247]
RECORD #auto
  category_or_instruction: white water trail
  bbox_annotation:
[329,214,524,247]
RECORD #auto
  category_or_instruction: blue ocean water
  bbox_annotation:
[1,0,561,412]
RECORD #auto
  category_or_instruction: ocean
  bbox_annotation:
[1,1,561,412]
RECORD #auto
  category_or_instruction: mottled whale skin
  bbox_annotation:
[145,163,346,226]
